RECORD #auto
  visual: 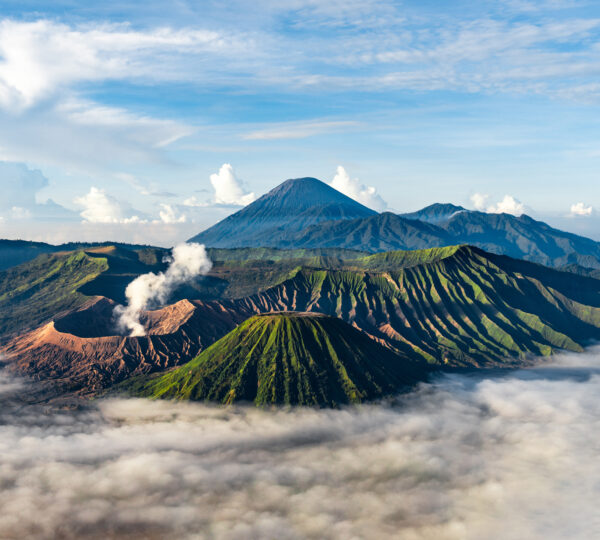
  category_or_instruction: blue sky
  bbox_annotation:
[0,0,599,245]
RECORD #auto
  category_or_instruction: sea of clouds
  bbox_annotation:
[1,349,599,540]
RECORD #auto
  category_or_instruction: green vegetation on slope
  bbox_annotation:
[347,245,463,271]
[0,246,168,338]
[4,243,600,371]
[189,246,463,299]
[228,246,600,366]
[126,313,426,406]
[0,251,108,338]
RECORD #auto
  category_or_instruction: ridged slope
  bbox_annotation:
[4,244,600,398]
[283,210,600,268]
[127,313,426,406]
[223,246,600,366]
[187,176,600,267]
[441,212,600,268]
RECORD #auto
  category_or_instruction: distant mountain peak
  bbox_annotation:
[249,176,373,212]
[189,176,376,248]
[400,203,468,224]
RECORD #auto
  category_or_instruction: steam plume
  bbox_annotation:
[114,243,212,336]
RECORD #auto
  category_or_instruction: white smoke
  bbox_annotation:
[114,243,212,336]
[0,349,599,539]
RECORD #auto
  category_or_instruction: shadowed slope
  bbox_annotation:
[126,313,426,406]
[187,174,600,267]
[0,240,163,271]
[282,212,450,252]
[0,251,108,338]
[441,212,600,268]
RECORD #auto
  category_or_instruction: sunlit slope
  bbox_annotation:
[0,251,108,337]
[229,246,600,366]
[128,313,426,406]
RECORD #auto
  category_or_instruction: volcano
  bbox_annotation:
[1,296,245,395]
[124,312,428,406]
[189,177,376,248]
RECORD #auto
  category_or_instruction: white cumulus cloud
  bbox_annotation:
[182,195,209,208]
[487,194,525,216]
[10,206,32,219]
[470,192,489,211]
[329,166,387,211]
[570,202,593,217]
[158,203,187,224]
[210,163,256,206]
[74,187,141,224]
[471,192,525,216]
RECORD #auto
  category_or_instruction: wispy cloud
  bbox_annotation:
[0,19,251,110]
[59,100,194,148]
[243,120,359,140]
[0,101,193,180]
[2,13,599,106]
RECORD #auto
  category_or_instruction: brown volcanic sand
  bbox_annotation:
[1,296,246,396]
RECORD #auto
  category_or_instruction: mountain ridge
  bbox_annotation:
[4,243,600,398]
[188,177,600,268]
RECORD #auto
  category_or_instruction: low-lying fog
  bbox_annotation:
[1,350,599,540]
